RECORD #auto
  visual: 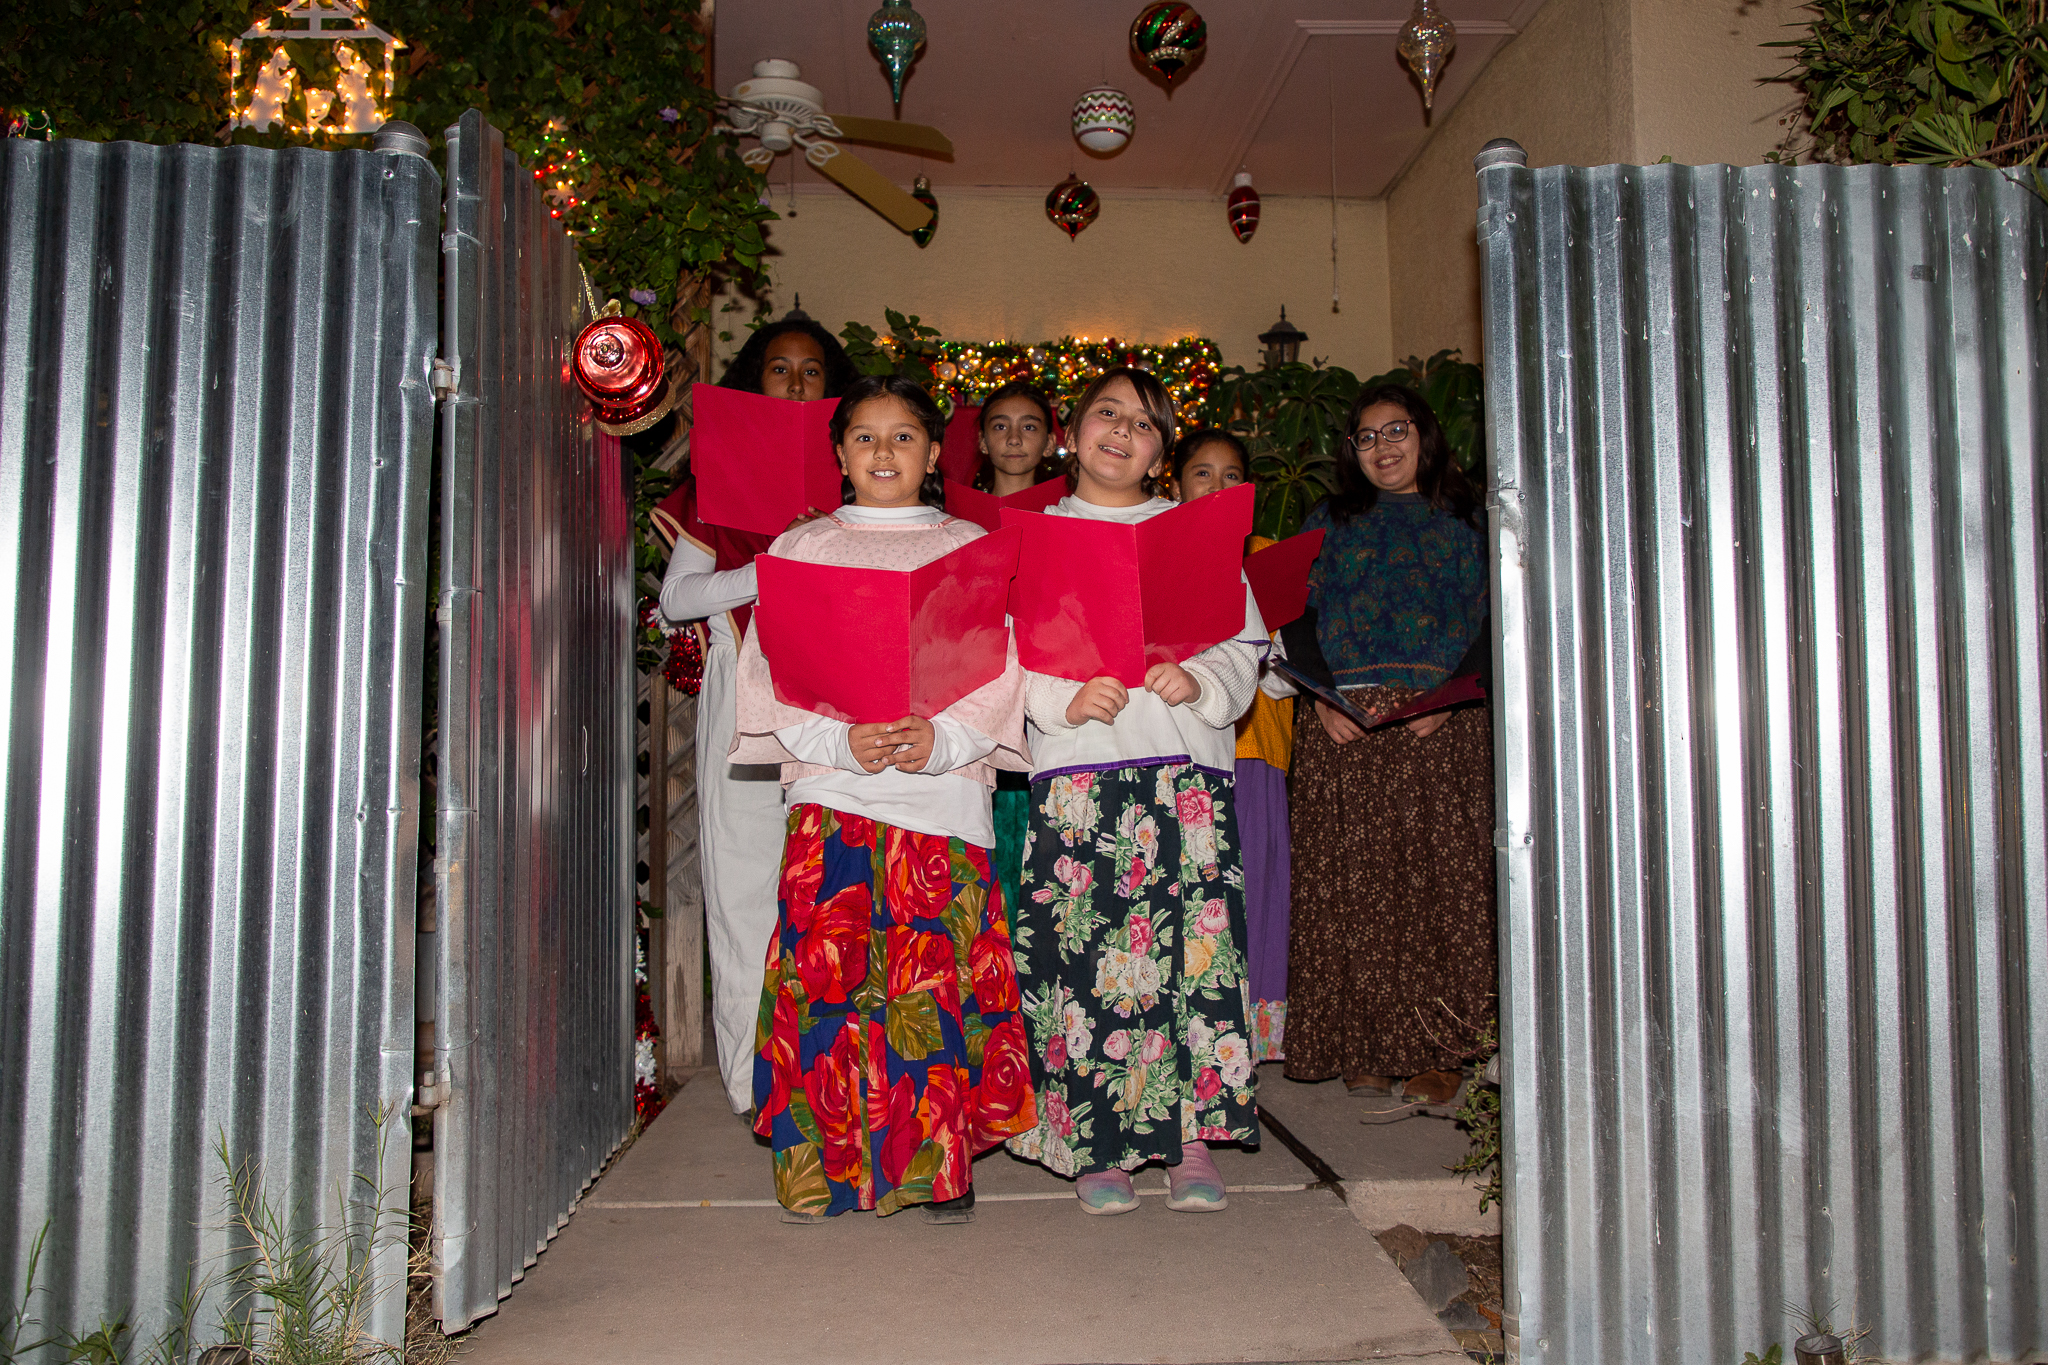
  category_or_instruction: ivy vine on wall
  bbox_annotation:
[2,0,774,346]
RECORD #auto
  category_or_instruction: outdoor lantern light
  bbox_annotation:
[1259,307,1307,368]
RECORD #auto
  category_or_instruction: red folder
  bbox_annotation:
[1242,529,1326,631]
[1365,671,1487,729]
[1004,483,1254,685]
[692,384,840,534]
[752,529,1022,724]
[943,478,1068,533]
[939,404,983,484]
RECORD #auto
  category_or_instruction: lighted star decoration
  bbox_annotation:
[228,0,404,137]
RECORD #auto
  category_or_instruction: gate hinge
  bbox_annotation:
[430,358,458,402]
[412,1070,450,1116]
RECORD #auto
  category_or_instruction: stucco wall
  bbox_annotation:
[1383,0,1805,362]
[723,191,1394,378]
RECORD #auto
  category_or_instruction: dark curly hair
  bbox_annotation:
[829,375,948,510]
[1064,366,1177,498]
[717,317,859,397]
[971,380,1062,492]
[1324,383,1481,527]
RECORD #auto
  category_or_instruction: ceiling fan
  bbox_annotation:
[718,59,952,233]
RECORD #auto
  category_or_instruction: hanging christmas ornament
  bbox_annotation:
[1130,3,1207,84]
[572,310,676,436]
[1045,175,1100,240]
[1398,0,1458,112]
[910,175,939,248]
[866,0,928,112]
[1226,169,1260,243]
[1071,86,1137,154]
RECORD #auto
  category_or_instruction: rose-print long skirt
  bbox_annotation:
[1004,764,1260,1177]
[753,805,1037,1217]
[1282,687,1497,1082]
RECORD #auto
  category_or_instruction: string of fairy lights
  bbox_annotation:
[928,337,1223,427]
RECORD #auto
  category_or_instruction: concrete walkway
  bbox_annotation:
[453,1065,1486,1364]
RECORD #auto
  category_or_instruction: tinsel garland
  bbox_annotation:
[634,928,665,1124]
[637,597,704,696]
[929,336,1222,431]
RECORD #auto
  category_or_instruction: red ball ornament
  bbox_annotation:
[1227,169,1260,243]
[572,314,676,436]
[1046,174,1100,240]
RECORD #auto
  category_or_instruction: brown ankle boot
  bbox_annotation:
[1399,1069,1462,1105]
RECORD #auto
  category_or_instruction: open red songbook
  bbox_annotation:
[943,478,1068,533]
[691,384,840,535]
[1242,528,1326,631]
[751,529,1022,724]
[1003,483,1255,685]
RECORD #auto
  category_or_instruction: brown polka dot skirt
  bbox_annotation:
[1282,687,1497,1081]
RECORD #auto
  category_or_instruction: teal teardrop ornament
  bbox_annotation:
[867,0,927,110]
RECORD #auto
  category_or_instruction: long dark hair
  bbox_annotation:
[1065,366,1177,497]
[971,380,1061,492]
[718,317,859,397]
[828,374,948,510]
[1324,383,1481,527]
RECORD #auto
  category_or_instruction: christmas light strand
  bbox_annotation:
[927,336,1223,429]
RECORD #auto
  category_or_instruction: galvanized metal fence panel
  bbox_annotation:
[0,134,438,1351]
[432,109,636,1333]
[1477,152,2047,1364]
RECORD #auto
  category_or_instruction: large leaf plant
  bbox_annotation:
[1774,0,2048,177]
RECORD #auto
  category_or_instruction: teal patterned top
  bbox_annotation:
[1302,493,1487,690]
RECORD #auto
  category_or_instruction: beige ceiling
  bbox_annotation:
[712,0,1551,201]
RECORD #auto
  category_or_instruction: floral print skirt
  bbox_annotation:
[753,805,1037,1216]
[1004,764,1260,1177]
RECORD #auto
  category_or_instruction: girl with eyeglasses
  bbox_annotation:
[1272,384,1494,1107]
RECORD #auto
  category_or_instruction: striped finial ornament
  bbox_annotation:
[1227,170,1260,243]
[1046,175,1100,239]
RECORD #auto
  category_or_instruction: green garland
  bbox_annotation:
[2,0,774,347]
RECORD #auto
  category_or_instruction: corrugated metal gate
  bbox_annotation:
[431,109,637,1334]
[1476,147,2047,1363]
[0,135,437,1349]
[0,111,635,1352]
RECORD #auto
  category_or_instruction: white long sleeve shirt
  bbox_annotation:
[658,541,757,650]
[756,503,1010,847]
[1020,494,1268,782]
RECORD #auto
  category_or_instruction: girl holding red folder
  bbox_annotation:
[660,314,859,1117]
[1171,429,1295,1067]
[1272,384,1492,1107]
[1003,368,1267,1216]
[970,381,1064,962]
[729,375,1037,1224]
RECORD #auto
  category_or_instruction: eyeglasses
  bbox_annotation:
[1349,420,1413,452]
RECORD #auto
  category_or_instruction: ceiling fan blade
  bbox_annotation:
[812,147,933,233]
[825,114,953,159]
